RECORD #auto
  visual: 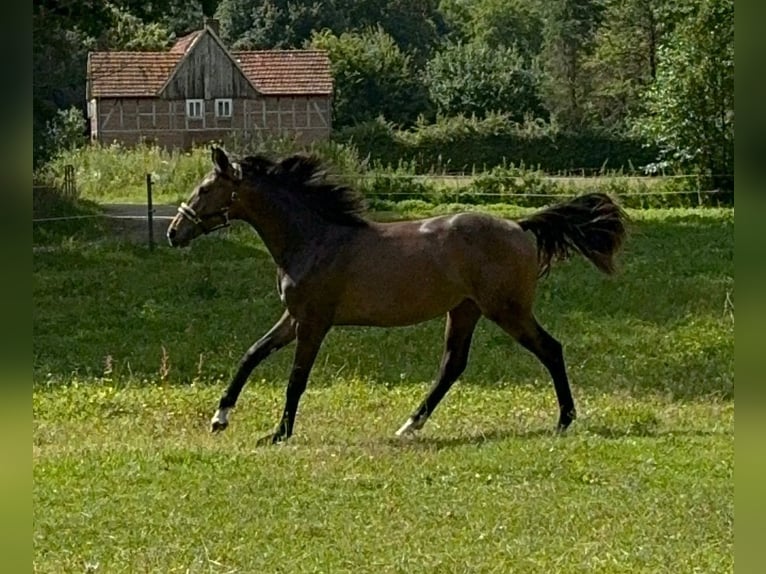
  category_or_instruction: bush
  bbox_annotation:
[356,162,722,209]
[309,26,432,128]
[36,106,88,165]
[424,41,546,121]
[335,114,659,175]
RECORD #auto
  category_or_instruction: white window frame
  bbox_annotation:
[186,99,204,119]
[215,98,232,118]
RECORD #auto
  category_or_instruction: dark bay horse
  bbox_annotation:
[167,147,627,445]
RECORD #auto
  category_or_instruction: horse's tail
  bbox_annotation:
[518,192,628,277]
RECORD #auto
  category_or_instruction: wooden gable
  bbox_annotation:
[158,30,258,100]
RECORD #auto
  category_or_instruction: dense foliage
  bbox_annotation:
[309,27,431,128]
[33,0,733,190]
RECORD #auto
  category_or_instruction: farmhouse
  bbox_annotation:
[85,18,333,150]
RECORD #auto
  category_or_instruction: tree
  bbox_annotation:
[342,0,447,64]
[99,4,173,51]
[215,0,256,46]
[309,27,431,128]
[423,40,546,122]
[582,0,661,132]
[33,2,103,165]
[216,0,445,59]
[582,0,693,133]
[44,107,88,155]
[539,0,604,130]
[217,0,342,49]
[439,0,544,61]
[633,0,733,190]
[158,2,207,37]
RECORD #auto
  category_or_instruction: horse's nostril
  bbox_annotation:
[167,228,176,239]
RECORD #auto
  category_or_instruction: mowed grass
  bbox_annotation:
[33,205,734,573]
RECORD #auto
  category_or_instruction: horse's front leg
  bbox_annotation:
[211,310,296,432]
[257,320,330,446]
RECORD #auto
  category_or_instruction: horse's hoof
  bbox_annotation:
[394,416,424,437]
[210,407,230,433]
[556,418,575,434]
[211,420,228,433]
[256,432,284,447]
[556,408,577,433]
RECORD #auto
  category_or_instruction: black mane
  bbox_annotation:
[239,153,369,227]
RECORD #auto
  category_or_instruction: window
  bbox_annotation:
[215,98,232,118]
[186,99,204,119]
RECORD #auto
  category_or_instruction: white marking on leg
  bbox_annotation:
[211,407,230,428]
[395,417,419,437]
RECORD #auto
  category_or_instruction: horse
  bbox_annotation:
[166,146,628,446]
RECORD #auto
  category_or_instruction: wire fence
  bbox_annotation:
[350,188,725,199]
[33,167,733,253]
[34,168,167,250]
[32,213,177,223]
[343,172,733,180]
[31,187,727,225]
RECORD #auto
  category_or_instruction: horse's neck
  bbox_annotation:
[241,196,342,269]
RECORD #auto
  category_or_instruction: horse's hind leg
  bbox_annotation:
[211,310,296,432]
[395,299,481,436]
[491,310,577,432]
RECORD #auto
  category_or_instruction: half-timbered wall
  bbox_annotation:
[92,96,331,149]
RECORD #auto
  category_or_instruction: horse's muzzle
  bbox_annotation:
[166,216,195,247]
[166,226,180,247]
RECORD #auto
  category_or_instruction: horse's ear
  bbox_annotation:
[211,146,230,174]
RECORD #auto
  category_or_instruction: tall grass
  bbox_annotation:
[42,142,212,203]
[42,139,725,208]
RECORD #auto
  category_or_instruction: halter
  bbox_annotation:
[178,202,231,233]
[176,201,231,234]
[174,162,242,236]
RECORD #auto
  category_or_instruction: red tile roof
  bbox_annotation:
[233,51,333,95]
[87,52,180,97]
[87,30,333,98]
[169,30,203,54]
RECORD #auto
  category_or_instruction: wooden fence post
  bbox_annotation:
[63,165,76,198]
[146,173,154,251]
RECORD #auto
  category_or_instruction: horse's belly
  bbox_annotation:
[333,272,467,327]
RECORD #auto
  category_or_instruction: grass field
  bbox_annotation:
[33,204,734,573]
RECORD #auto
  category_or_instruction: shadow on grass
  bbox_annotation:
[33,191,110,245]
[378,423,731,451]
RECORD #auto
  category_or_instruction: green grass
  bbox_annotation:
[34,382,732,573]
[33,205,734,573]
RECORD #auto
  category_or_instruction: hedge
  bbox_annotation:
[333,115,660,175]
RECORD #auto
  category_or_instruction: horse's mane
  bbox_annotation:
[238,153,369,227]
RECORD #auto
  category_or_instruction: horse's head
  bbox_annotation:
[166,146,242,247]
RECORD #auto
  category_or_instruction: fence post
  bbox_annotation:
[146,173,154,251]
[63,164,76,198]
